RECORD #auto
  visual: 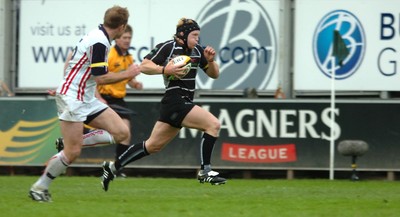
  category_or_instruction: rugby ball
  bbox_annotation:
[172,55,191,67]
[168,55,191,80]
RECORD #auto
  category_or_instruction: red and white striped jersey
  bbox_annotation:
[57,24,110,102]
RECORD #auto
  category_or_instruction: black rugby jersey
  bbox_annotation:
[144,40,209,101]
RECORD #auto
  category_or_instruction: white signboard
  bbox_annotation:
[19,0,279,90]
[294,0,400,91]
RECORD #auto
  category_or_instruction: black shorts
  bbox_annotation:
[159,94,195,128]
[101,94,132,120]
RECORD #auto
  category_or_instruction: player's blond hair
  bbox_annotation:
[174,18,200,44]
[176,18,197,28]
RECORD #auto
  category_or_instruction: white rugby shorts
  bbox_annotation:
[55,94,108,122]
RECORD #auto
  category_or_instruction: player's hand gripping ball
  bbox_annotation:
[167,55,191,80]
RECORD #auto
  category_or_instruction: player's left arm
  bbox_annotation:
[91,43,139,84]
[203,46,219,79]
[0,80,14,96]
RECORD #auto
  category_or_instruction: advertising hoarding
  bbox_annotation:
[18,0,279,90]
[294,0,400,91]
[1,98,399,171]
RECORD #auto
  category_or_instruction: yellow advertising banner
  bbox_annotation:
[0,98,60,165]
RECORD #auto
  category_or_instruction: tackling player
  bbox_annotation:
[29,5,140,202]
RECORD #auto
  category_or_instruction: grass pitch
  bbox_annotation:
[0,176,399,217]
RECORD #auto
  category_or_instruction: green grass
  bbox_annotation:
[0,176,399,217]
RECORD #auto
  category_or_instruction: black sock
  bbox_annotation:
[114,141,149,171]
[115,143,129,161]
[200,133,216,170]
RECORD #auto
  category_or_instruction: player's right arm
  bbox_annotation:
[140,41,185,78]
[141,58,186,78]
[140,58,165,75]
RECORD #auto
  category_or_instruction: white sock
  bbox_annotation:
[32,151,70,190]
[82,129,115,147]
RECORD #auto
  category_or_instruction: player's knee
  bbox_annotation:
[113,126,130,143]
[114,133,129,144]
[70,150,81,161]
[146,145,161,154]
[145,142,164,154]
[64,146,82,161]
[207,118,221,136]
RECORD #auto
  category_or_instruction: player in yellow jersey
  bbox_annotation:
[97,24,143,174]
